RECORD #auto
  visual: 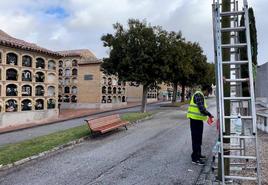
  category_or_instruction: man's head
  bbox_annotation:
[201,84,212,97]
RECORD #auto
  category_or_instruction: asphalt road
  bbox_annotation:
[0,101,169,146]
[0,98,217,185]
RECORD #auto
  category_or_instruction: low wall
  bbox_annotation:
[0,109,59,129]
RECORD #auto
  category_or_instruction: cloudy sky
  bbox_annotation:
[0,0,267,64]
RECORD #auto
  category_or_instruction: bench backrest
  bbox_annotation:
[87,114,121,129]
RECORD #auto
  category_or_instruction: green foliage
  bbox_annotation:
[101,19,165,86]
[121,112,153,122]
[239,7,258,96]
[0,125,90,165]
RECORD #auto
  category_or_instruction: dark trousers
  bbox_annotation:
[190,118,204,161]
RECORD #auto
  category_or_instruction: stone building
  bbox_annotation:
[0,30,60,128]
[57,49,127,109]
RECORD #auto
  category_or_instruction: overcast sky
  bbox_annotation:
[0,0,267,65]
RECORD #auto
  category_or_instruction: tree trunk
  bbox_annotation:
[141,84,148,113]
[172,82,178,104]
[181,85,185,102]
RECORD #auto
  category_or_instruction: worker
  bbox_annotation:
[186,85,214,165]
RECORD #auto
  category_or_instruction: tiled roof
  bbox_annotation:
[58,49,102,64]
[0,29,61,57]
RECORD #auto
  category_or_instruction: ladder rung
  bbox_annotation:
[225,147,244,151]
[222,43,247,48]
[223,155,256,160]
[221,26,246,32]
[222,60,248,65]
[224,116,252,119]
[220,11,245,16]
[225,176,257,181]
[225,78,249,82]
[223,135,256,139]
[224,97,251,100]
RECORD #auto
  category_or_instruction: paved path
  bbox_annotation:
[0,98,217,185]
[0,101,169,146]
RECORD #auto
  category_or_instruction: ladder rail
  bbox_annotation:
[214,1,226,183]
[243,0,261,184]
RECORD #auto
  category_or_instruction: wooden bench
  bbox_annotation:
[85,114,129,135]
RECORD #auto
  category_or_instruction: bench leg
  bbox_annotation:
[124,125,128,130]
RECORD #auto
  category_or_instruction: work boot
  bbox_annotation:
[192,159,205,166]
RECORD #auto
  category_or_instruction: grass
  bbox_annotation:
[121,112,153,122]
[161,100,190,107]
[0,112,153,166]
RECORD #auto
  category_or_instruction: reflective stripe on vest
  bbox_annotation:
[186,91,208,121]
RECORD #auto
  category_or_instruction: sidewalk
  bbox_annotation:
[0,102,142,134]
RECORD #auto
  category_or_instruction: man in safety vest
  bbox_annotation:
[187,85,213,165]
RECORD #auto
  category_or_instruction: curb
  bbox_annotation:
[0,101,162,134]
[0,115,153,171]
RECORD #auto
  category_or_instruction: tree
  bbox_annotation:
[101,19,166,112]
[161,31,185,104]
[239,7,258,96]
[178,41,208,102]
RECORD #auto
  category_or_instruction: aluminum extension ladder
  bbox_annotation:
[212,0,261,184]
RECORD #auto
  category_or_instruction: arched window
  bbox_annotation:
[118,81,122,86]
[47,73,56,83]
[59,60,63,67]
[102,96,106,103]
[65,69,71,77]
[108,87,112,94]
[6,84,17,96]
[108,78,112,85]
[113,87,116,94]
[59,69,63,76]
[48,60,56,70]
[0,51,2,63]
[22,55,32,67]
[22,70,32,81]
[5,99,17,112]
[103,77,107,85]
[107,96,112,103]
[71,86,77,94]
[122,96,126,102]
[118,96,121,102]
[64,95,70,102]
[47,99,56,109]
[65,60,72,68]
[102,86,106,94]
[36,58,45,69]
[71,95,77,103]
[72,77,78,84]
[6,68,18,81]
[22,85,32,96]
[35,72,45,82]
[72,60,78,66]
[72,68,78,76]
[0,101,2,112]
[22,99,32,111]
[58,95,62,102]
[64,86,70,94]
[113,96,117,103]
[35,85,44,96]
[65,77,70,85]
[35,99,44,110]
[0,68,1,81]
[48,86,55,96]
[118,87,122,94]
[122,88,126,94]
[6,53,18,65]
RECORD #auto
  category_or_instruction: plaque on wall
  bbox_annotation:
[84,75,93,80]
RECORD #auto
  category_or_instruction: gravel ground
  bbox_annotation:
[258,131,268,185]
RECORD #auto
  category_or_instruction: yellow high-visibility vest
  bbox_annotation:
[186,91,208,121]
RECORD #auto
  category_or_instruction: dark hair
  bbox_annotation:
[202,84,212,93]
